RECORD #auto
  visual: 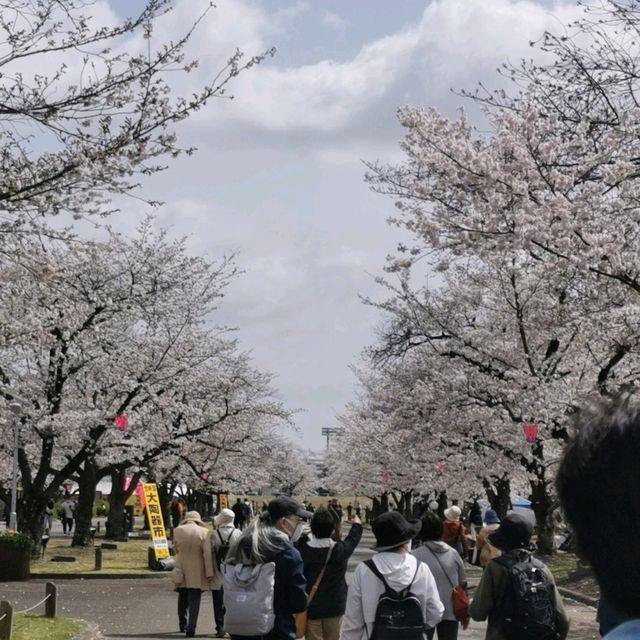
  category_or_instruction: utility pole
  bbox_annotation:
[321,427,344,451]
[8,401,22,532]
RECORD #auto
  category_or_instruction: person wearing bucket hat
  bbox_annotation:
[210,508,241,637]
[173,511,215,637]
[341,511,444,639]
[469,513,569,640]
[223,496,309,639]
[475,510,501,568]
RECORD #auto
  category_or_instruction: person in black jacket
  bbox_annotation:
[299,508,363,640]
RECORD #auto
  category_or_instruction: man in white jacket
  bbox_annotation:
[341,511,444,640]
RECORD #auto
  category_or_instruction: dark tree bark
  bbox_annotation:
[105,468,142,540]
[484,473,512,518]
[18,492,48,558]
[530,478,556,556]
[72,460,102,547]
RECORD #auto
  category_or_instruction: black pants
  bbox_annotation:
[178,588,202,635]
[62,517,73,534]
[212,588,225,631]
[426,619,459,640]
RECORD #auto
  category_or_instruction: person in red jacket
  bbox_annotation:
[441,506,468,559]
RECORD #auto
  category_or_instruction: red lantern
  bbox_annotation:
[523,422,538,444]
[201,472,210,481]
[382,473,390,483]
[114,414,128,431]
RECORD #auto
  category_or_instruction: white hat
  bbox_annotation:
[214,508,235,526]
[444,506,461,521]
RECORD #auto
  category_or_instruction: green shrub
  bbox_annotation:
[0,531,35,552]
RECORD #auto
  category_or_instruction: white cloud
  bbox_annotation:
[97,0,591,451]
[321,10,348,33]
[179,0,583,137]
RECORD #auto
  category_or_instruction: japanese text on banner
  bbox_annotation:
[142,483,170,559]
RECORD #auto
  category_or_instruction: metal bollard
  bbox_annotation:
[94,547,102,571]
[45,583,57,618]
[0,600,13,640]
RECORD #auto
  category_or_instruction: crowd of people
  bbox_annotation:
[167,397,639,640]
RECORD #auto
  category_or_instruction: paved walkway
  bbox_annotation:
[0,525,601,639]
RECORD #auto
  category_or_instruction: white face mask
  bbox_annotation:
[285,517,303,543]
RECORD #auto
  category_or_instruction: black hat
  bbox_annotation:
[488,513,535,551]
[372,511,422,551]
[268,496,312,521]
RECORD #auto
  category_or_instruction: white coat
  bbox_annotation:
[340,551,444,640]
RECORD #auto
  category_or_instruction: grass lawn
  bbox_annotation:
[11,613,87,640]
[32,537,151,574]
[547,552,600,599]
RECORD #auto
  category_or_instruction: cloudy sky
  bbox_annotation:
[103,0,583,451]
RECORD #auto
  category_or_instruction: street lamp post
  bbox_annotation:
[8,401,22,532]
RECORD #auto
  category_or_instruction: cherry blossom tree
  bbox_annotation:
[267,443,319,497]
[0,224,289,547]
[0,0,272,231]
[347,0,640,553]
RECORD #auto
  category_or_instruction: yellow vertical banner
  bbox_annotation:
[218,492,228,510]
[142,483,170,559]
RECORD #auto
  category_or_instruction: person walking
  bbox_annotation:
[412,511,468,640]
[211,508,241,638]
[341,511,444,640]
[441,506,468,559]
[173,511,215,638]
[299,508,363,640]
[469,512,569,640]
[59,497,75,535]
[43,500,54,534]
[224,496,310,640]
[232,498,247,530]
[475,510,501,568]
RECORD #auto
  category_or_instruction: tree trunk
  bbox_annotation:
[18,492,48,558]
[436,491,448,518]
[105,468,142,540]
[530,478,555,556]
[106,469,127,540]
[72,460,98,547]
[484,473,511,518]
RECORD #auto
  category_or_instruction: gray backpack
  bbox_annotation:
[221,562,276,636]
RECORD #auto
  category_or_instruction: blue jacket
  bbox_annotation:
[267,542,308,639]
[605,620,640,639]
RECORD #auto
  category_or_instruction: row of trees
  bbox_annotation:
[0,0,287,551]
[331,0,640,554]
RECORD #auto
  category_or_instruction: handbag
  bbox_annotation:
[428,545,470,626]
[296,543,335,638]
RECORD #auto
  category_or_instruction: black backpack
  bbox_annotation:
[495,554,559,640]
[365,559,426,640]
[215,529,234,567]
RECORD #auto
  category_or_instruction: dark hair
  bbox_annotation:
[419,511,443,541]
[557,398,640,617]
[310,508,335,539]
